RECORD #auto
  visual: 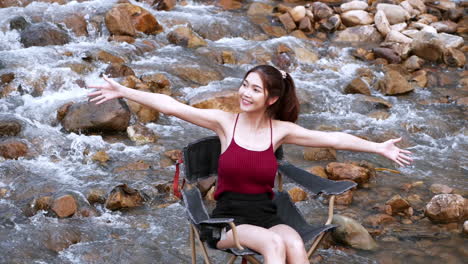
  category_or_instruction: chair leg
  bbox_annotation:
[191,224,212,264]
[227,255,237,264]
[244,255,261,264]
[189,224,196,264]
[307,195,336,258]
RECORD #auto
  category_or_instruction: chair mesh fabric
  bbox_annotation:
[182,187,210,225]
[183,136,221,184]
[278,161,357,195]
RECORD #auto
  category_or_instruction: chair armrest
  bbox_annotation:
[278,161,356,195]
[199,218,235,226]
[199,218,244,250]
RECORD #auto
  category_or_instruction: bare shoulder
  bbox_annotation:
[272,119,298,145]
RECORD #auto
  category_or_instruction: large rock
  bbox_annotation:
[430,21,458,34]
[377,69,413,95]
[60,99,131,133]
[344,77,371,95]
[303,147,336,161]
[425,194,468,223]
[341,10,373,27]
[313,2,334,20]
[410,32,446,62]
[51,195,77,218]
[289,6,306,22]
[9,16,30,31]
[376,4,410,25]
[0,118,22,137]
[105,3,163,36]
[0,139,28,159]
[408,0,426,13]
[375,10,391,36]
[443,48,465,68]
[105,184,145,210]
[334,25,383,43]
[190,90,240,113]
[340,1,368,12]
[437,33,464,49]
[20,23,70,47]
[332,215,378,250]
[153,0,176,11]
[127,123,158,145]
[247,2,273,16]
[104,63,135,78]
[63,14,88,37]
[385,195,411,215]
[385,30,413,43]
[326,162,370,186]
[167,26,207,48]
[373,47,401,64]
[403,55,424,72]
[171,65,223,86]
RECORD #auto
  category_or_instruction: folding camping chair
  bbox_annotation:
[176,136,356,264]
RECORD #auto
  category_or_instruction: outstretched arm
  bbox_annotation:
[281,122,413,167]
[87,75,229,133]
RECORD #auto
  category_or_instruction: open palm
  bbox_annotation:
[87,74,124,105]
[380,137,413,167]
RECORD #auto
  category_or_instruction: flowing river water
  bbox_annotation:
[0,0,467,263]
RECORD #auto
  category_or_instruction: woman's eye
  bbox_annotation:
[254,89,261,93]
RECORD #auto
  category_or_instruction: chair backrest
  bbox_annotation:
[182,136,284,184]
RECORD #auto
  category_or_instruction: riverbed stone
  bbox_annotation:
[60,99,131,133]
[408,0,426,13]
[376,4,410,25]
[20,22,70,47]
[336,188,354,205]
[385,194,411,215]
[332,215,378,250]
[279,12,296,32]
[373,47,401,64]
[51,195,77,218]
[340,1,368,12]
[430,184,453,194]
[320,14,341,32]
[334,25,383,43]
[431,21,458,34]
[127,123,158,145]
[104,63,135,78]
[365,214,396,226]
[105,3,163,36]
[105,184,145,210]
[9,16,30,31]
[91,150,109,165]
[313,2,334,20]
[0,119,22,137]
[341,10,373,27]
[289,6,306,22]
[375,10,391,36]
[86,189,106,204]
[191,90,240,113]
[424,194,468,223]
[0,139,28,159]
[153,0,176,11]
[288,187,307,202]
[410,69,428,87]
[344,77,371,95]
[403,55,424,72]
[247,2,272,16]
[385,30,413,44]
[171,65,223,86]
[326,162,370,186]
[306,166,328,179]
[304,147,336,161]
[377,68,413,95]
[167,26,207,48]
[443,48,465,68]
[63,14,88,37]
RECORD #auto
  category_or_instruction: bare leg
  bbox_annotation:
[269,224,308,264]
[216,224,286,264]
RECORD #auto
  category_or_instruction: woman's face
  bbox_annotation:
[238,72,268,112]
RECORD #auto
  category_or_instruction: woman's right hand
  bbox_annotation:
[87,74,125,105]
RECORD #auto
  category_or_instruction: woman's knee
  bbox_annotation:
[263,233,286,256]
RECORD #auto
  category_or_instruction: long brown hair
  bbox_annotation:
[242,65,299,123]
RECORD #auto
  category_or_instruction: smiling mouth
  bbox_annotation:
[241,98,252,105]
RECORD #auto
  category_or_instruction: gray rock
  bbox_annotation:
[334,25,383,43]
[9,16,30,31]
[332,215,378,250]
[20,23,70,48]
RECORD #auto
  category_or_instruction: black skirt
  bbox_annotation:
[211,191,284,229]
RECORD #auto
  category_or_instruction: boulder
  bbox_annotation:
[294,47,319,64]
[0,139,28,159]
[303,147,336,161]
[320,14,341,32]
[408,0,426,13]
[375,10,391,36]
[335,189,354,205]
[104,63,135,78]
[127,123,158,145]
[171,65,223,86]
[400,1,418,17]
[410,32,445,62]
[306,166,328,179]
[376,4,410,25]
[390,23,407,32]
[0,119,22,137]
[377,69,413,95]
[86,189,106,204]
[51,195,77,218]
[167,26,207,48]
[443,48,466,68]
[410,69,427,87]
[20,23,70,47]
[288,187,308,202]
[340,1,368,12]
[312,2,334,20]
[91,150,109,165]
[105,184,145,210]
[425,194,468,223]
[279,13,296,32]
[344,77,371,95]
[63,14,88,37]
[190,90,240,113]
[247,2,273,16]
[9,16,30,31]
[298,17,314,33]
[326,162,370,186]
[105,3,163,36]
[332,215,378,250]
[437,33,464,49]
[334,25,383,43]
[403,55,424,72]
[341,10,373,27]
[60,99,131,133]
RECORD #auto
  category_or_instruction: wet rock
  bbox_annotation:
[247,2,273,16]
[94,50,126,64]
[104,63,135,78]
[109,35,136,44]
[0,188,8,198]
[279,13,296,32]
[306,166,328,179]
[437,33,464,49]
[375,10,391,36]
[430,184,453,194]
[376,4,410,25]
[313,2,334,20]
[303,147,336,161]
[0,119,22,137]
[430,21,457,34]
[385,195,411,215]
[408,0,426,13]
[191,90,240,113]
[376,69,413,95]
[367,110,390,120]
[34,196,53,212]
[403,55,424,72]
[326,162,370,186]
[365,214,396,226]
[334,25,383,43]
[51,195,77,218]
[443,48,465,68]
[9,16,30,31]
[153,0,176,11]
[390,22,408,32]
[341,10,373,27]
[340,1,368,12]
[86,189,106,204]
[20,22,70,47]
[105,184,145,210]
[141,73,171,94]
[91,150,109,164]
[122,76,160,123]
[60,99,131,133]
[63,14,88,37]
[56,102,73,122]
[336,188,354,205]
[44,228,81,253]
[114,160,151,173]
[288,187,307,202]
[217,0,242,10]
[410,69,428,87]
[167,26,207,48]
[424,194,468,223]
[344,77,371,95]
[0,139,28,159]
[332,215,378,250]
[320,14,341,32]
[127,123,158,145]
[385,30,413,43]
[373,47,401,64]
[171,65,223,86]
[105,3,163,36]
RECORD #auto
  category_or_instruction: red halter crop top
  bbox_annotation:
[214,114,278,200]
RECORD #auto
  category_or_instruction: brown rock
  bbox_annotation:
[334,25,383,43]
[303,147,336,161]
[51,195,77,218]
[141,73,171,94]
[153,0,176,11]
[44,228,81,253]
[0,140,28,159]
[403,55,424,72]
[167,26,207,48]
[63,14,88,37]
[443,48,466,68]
[34,196,52,211]
[0,120,22,137]
[104,63,135,78]
[430,183,453,194]
[336,189,354,205]
[464,221,468,235]
[217,0,242,10]
[344,78,371,95]
[191,90,240,113]
[132,6,163,34]
[95,50,125,64]
[298,17,313,33]
[410,70,428,88]
[0,188,8,198]
[288,187,308,202]
[221,51,236,64]
[127,123,158,145]
[410,32,445,62]
[20,23,70,47]
[306,166,328,178]
[164,149,182,162]
[105,184,145,210]
[425,194,468,223]
[247,2,273,16]
[86,189,106,204]
[114,160,151,173]
[385,195,411,215]
[326,162,370,186]
[373,48,401,64]
[279,12,296,32]
[105,4,163,36]
[313,2,334,20]
[92,150,109,164]
[430,21,458,33]
[320,14,341,32]
[377,69,413,95]
[365,214,396,226]
[109,35,136,44]
[289,6,306,22]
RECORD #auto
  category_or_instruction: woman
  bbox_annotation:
[88,65,412,264]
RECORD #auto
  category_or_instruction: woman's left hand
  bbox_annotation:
[379,137,413,167]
